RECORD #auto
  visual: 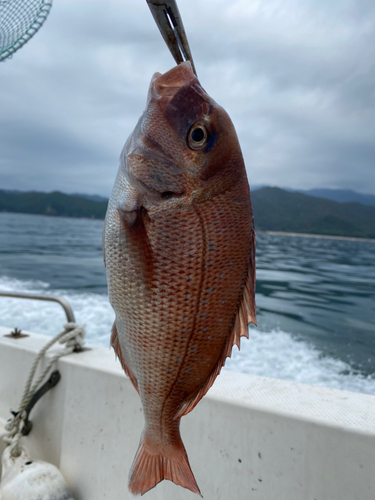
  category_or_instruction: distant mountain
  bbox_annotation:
[251,187,375,238]
[0,190,107,219]
[71,193,108,202]
[250,184,265,192]
[1,187,375,239]
[257,186,375,207]
[2,189,108,203]
[298,188,375,207]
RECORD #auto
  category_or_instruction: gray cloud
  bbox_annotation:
[1,0,374,196]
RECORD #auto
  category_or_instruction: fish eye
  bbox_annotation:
[187,123,208,150]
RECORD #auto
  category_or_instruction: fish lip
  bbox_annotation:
[151,61,196,103]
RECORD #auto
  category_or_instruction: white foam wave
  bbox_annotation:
[1,276,374,395]
[0,276,114,345]
[225,328,375,395]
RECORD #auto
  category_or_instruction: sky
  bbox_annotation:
[1,0,375,197]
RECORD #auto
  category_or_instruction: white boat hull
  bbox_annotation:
[1,327,374,499]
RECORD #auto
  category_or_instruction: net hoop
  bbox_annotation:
[0,0,53,62]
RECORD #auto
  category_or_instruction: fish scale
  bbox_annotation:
[104,61,256,496]
[138,208,204,399]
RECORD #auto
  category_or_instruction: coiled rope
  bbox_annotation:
[2,322,85,458]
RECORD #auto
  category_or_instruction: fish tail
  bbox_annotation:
[128,430,202,497]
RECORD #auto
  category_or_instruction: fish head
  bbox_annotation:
[123,61,246,207]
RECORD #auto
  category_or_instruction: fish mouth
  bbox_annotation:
[151,61,196,105]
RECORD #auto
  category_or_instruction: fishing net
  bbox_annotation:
[0,0,52,62]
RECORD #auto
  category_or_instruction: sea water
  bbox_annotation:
[0,212,374,395]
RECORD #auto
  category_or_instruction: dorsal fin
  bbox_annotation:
[174,229,256,420]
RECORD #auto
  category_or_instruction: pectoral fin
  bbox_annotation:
[117,190,154,287]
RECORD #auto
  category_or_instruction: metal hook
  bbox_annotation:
[146,0,197,76]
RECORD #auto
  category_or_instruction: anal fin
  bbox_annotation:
[111,322,139,394]
[175,228,256,420]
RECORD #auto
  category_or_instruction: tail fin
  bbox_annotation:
[128,431,202,497]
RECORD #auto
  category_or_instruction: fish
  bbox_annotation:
[103,60,256,496]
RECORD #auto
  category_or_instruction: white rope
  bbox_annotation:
[1,322,85,458]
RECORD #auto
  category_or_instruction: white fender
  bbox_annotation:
[0,446,75,500]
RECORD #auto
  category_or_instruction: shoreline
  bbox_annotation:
[1,212,374,242]
[258,230,375,242]
[0,210,104,222]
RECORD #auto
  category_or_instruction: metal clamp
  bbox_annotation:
[10,371,62,436]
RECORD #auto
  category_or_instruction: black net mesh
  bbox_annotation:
[0,0,52,61]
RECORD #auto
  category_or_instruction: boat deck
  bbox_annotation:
[1,326,375,499]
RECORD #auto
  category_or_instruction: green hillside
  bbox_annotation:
[0,190,107,219]
[1,187,375,238]
[251,187,375,238]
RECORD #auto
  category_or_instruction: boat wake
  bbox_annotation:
[0,275,114,346]
[1,275,374,396]
[226,328,375,395]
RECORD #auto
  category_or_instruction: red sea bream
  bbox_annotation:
[103,61,256,496]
